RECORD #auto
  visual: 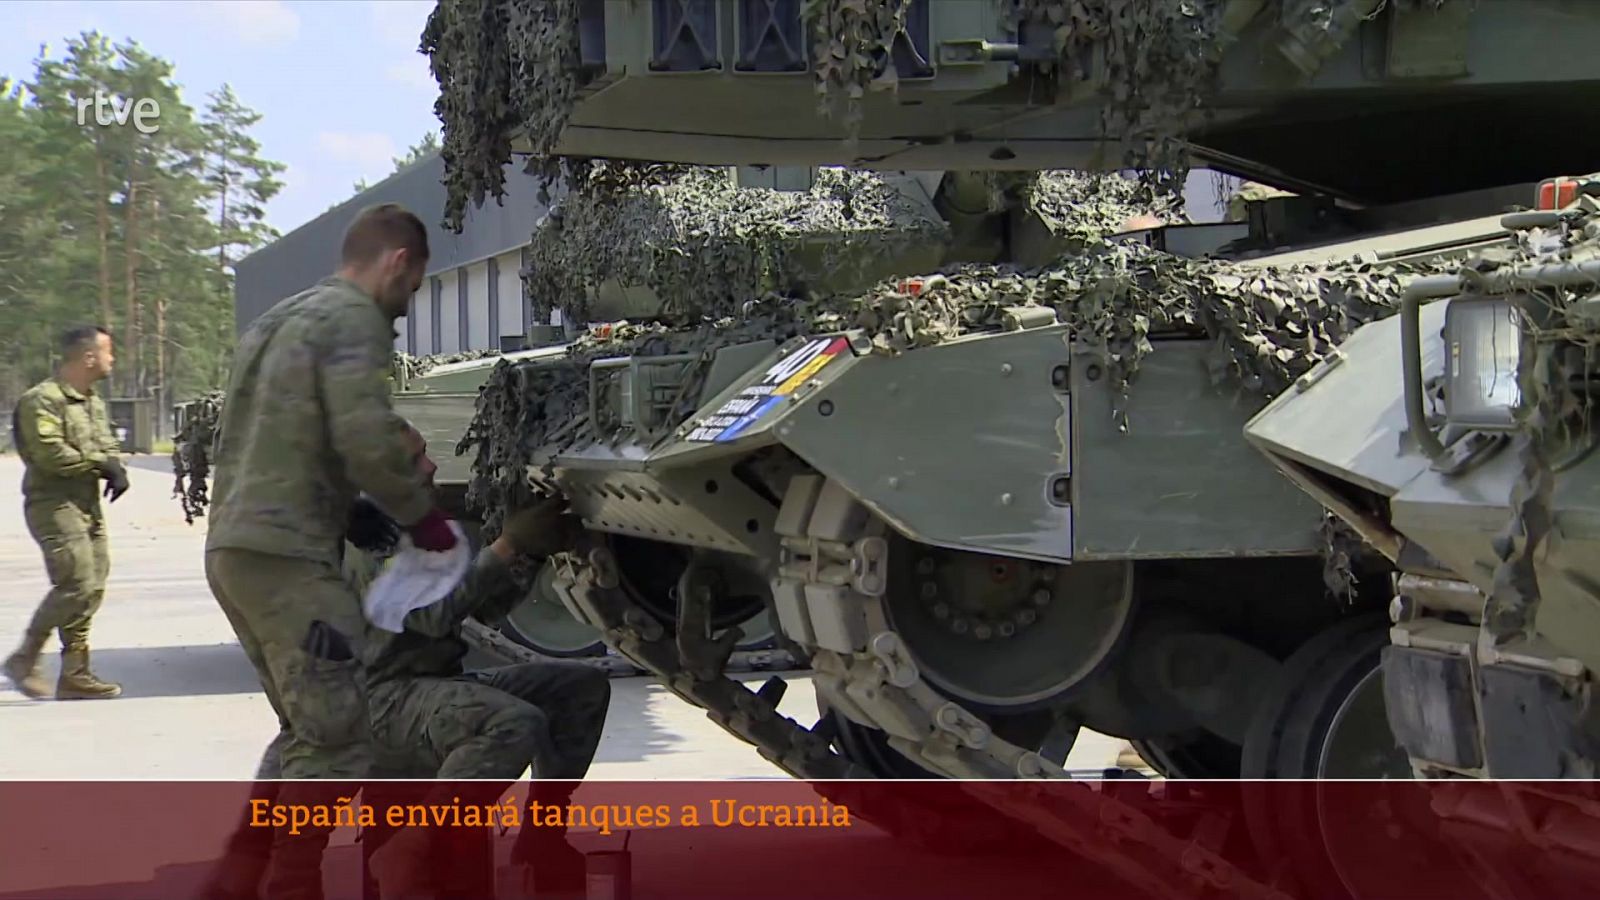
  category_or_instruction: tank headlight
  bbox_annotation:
[1442,296,1525,430]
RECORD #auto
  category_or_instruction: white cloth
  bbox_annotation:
[361,520,472,633]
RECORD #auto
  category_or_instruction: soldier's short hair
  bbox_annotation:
[60,325,110,358]
[341,203,429,267]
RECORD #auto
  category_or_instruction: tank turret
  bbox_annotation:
[420,0,1600,231]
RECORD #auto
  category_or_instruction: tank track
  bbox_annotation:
[543,473,1295,900]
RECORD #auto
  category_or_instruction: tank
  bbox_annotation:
[414,0,1599,785]
[1244,174,1600,780]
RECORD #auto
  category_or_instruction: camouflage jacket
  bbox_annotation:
[204,276,434,566]
[343,540,528,685]
[11,377,119,509]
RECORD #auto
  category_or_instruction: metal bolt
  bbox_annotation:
[1001,363,1013,376]
[998,622,1016,638]
[1017,609,1037,626]
[887,476,901,489]
[932,603,950,619]
[818,399,835,417]
[974,624,993,641]
[920,582,938,599]
[1000,492,1013,506]
[951,618,970,634]
[1032,589,1051,607]
[916,558,936,575]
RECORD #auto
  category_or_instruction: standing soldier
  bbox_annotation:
[4,325,130,701]
[203,203,458,897]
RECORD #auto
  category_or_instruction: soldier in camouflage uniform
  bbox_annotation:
[4,325,130,700]
[355,423,609,897]
[200,422,608,900]
[202,204,460,899]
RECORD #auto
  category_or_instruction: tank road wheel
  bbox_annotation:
[881,534,1136,713]
[1240,613,1413,900]
[498,561,608,658]
[456,520,605,658]
[1240,612,1408,780]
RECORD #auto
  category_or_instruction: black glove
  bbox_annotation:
[499,494,581,558]
[99,458,130,503]
[345,497,400,554]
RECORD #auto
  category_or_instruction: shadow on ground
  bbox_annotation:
[125,455,174,475]
[2,642,264,700]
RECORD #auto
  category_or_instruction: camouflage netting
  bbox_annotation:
[523,164,951,326]
[1022,169,1188,241]
[1470,200,1600,643]
[392,349,503,383]
[421,0,1463,232]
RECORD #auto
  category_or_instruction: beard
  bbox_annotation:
[376,273,416,319]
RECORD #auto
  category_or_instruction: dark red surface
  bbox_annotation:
[0,779,1595,899]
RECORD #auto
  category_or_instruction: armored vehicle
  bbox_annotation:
[1245,174,1600,780]
[416,0,1600,788]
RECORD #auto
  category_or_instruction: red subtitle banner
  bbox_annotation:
[0,779,1597,899]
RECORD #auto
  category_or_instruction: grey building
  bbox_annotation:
[233,152,556,354]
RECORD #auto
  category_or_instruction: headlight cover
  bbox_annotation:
[1443,295,1525,430]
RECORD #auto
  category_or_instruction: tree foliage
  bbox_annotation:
[0,33,283,418]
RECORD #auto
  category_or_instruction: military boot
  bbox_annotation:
[3,633,51,699]
[56,645,122,699]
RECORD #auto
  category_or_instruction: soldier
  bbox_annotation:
[199,422,608,900]
[4,325,130,701]
[353,423,609,897]
[203,203,459,898]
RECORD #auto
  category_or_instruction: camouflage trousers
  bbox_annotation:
[363,661,612,878]
[204,547,373,780]
[368,661,611,781]
[23,500,109,649]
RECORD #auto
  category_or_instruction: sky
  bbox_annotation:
[2,0,444,236]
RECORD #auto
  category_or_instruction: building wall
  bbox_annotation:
[233,151,553,342]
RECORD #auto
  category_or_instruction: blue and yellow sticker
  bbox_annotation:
[684,336,849,443]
